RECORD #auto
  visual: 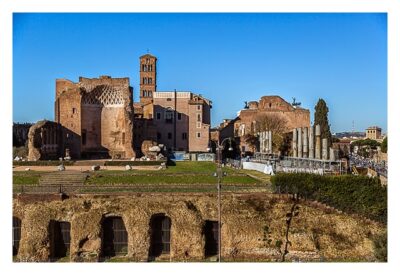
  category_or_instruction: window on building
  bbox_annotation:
[197,114,201,122]
[204,220,219,256]
[82,130,87,146]
[165,108,174,123]
[168,133,172,139]
[122,132,125,144]
[182,132,187,140]
[197,132,201,138]
[157,132,161,140]
[197,122,201,128]
[102,217,128,257]
[269,103,272,108]
[72,108,76,114]
[149,214,171,259]
[167,98,172,101]
[49,220,71,261]
[143,90,147,97]
[13,217,21,256]
[197,105,201,110]
[149,65,153,72]
[148,91,152,97]
[156,112,161,120]
[149,78,152,84]
[177,113,182,120]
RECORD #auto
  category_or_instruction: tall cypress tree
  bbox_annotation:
[313,98,332,143]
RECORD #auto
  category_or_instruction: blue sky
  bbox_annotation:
[13,13,387,133]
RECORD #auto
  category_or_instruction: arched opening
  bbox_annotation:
[49,220,71,261]
[149,214,171,259]
[203,220,219,257]
[13,217,21,256]
[102,216,128,257]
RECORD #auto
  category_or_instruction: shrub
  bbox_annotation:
[104,161,165,166]
[271,173,387,223]
[372,232,387,262]
[13,160,75,166]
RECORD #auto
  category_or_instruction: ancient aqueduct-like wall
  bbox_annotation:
[13,193,384,262]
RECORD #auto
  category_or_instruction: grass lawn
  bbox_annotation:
[13,162,271,190]
[13,171,48,185]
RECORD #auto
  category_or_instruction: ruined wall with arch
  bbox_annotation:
[13,193,384,262]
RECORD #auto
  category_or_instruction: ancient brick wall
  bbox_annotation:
[55,76,135,159]
[13,193,384,262]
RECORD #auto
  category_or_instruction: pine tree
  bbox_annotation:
[313,99,332,143]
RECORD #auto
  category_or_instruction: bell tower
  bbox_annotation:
[139,54,157,104]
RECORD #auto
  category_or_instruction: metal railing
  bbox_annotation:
[13,183,268,195]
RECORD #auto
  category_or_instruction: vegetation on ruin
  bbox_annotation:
[351,138,381,149]
[271,173,387,223]
[380,137,387,153]
[372,231,387,261]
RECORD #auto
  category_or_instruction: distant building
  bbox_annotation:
[233,96,310,153]
[135,54,212,153]
[365,126,382,141]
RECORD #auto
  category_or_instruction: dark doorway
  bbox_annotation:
[102,217,128,257]
[49,220,71,261]
[149,214,171,259]
[13,217,21,256]
[204,220,219,256]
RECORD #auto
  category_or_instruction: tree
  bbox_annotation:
[255,113,288,135]
[313,99,332,144]
[243,134,258,153]
[255,113,288,153]
[381,137,387,153]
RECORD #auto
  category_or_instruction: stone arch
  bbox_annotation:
[148,213,171,260]
[13,216,22,256]
[203,220,219,257]
[49,220,71,261]
[101,216,128,258]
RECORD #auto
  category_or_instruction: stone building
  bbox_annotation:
[27,120,61,161]
[365,126,382,141]
[233,96,310,153]
[26,53,211,159]
[134,54,211,153]
[13,123,33,147]
[55,76,135,159]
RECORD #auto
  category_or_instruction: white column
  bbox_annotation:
[297,128,302,158]
[292,128,297,158]
[309,126,314,159]
[303,127,308,158]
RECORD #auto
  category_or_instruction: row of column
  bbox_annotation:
[259,130,272,154]
[292,125,336,161]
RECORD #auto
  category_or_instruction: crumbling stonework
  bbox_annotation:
[27,120,60,161]
[235,96,310,153]
[13,193,384,262]
[55,76,135,159]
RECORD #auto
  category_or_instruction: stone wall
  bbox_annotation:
[55,76,135,159]
[13,193,384,262]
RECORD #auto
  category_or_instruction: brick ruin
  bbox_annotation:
[12,193,384,262]
[55,76,135,159]
[27,54,213,160]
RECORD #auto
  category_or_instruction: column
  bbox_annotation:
[322,138,328,160]
[309,126,314,159]
[297,128,302,158]
[330,148,336,161]
[268,131,272,154]
[303,127,308,158]
[292,128,297,158]
[315,124,321,159]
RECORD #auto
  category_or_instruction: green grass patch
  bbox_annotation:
[13,171,45,185]
[85,174,260,185]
